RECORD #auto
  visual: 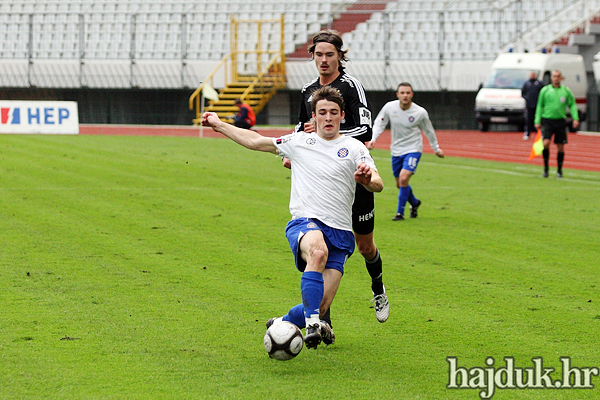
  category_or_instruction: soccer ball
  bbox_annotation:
[263,321,303,361]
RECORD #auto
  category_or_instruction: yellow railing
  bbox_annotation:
[231,15,285,82]
[237,52,286,105]
[188,53,232,119]
[189,14,286,124]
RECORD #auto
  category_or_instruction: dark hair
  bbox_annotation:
[307,30,348,68]
[397,82,413,91]
[310,86,345,114]
[234,98,242,105]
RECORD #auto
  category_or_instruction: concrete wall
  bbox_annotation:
[265,89,479,130]
[0,87,478,129]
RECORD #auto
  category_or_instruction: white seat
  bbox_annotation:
[0,0,598,66]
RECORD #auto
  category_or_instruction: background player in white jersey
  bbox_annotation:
[287,30,389,325]
[367,82,444,220]
[201,86,383,349]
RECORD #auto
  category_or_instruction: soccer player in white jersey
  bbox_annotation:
[367,82,444,220]
[201,86,383,349]
[290,30,389,327]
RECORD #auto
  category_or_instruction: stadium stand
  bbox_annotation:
[1,0,600,92]
[339,0,600,62]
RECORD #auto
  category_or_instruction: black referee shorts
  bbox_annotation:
[541,118,568,144]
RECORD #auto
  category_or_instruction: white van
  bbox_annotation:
[475,52,587,131]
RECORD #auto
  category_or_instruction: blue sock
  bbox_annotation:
[397,186,410,215]
[282,304,305,328]
[407,185,417,206]
[300,271,324,323]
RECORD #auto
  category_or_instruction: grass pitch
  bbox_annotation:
[1,134,599,399]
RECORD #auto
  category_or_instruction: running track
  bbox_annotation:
[80,124,600,172]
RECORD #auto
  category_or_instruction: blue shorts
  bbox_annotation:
[285,218,355,274]
[392,152,422,177]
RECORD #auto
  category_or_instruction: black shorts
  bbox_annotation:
[541,118,568,144]
[352,183,375,235]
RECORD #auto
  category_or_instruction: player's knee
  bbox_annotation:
[309,246,328,269]
[357,240,376,259]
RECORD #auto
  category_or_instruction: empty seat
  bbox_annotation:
[1,0,598,65]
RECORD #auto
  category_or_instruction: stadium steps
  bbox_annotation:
[201,75,284,124]
[287,0,395,59]
[552,18,600,49]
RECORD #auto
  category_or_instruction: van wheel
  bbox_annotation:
[479,121,489,132]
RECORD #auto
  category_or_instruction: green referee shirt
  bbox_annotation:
[534,84,579,125]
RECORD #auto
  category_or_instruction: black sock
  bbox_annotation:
[557,151,564,172]
[543,148,550,170]
[366,249,384,295]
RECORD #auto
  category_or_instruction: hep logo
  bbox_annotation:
[1,108,21,124]
[1,107,70,125]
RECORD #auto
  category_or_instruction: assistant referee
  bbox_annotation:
[534,70,579,178]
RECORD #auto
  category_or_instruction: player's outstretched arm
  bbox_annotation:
[201,112,277,154]
[354,162,384,193]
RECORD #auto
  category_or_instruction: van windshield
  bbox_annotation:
[483,69,537,89]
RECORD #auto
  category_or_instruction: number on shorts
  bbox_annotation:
[408,157,418,169]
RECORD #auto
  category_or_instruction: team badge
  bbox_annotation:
[409,116,415,123]
[306,138,316,145]
[307,222,317,229]
[337,148,349,158]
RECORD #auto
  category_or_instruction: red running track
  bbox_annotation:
[79,124,600,172]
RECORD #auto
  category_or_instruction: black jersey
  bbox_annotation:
[294,69,373,144]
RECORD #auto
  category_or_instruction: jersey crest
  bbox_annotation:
[337,148,349,158]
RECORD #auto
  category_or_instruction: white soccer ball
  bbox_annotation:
[263,321,303,361]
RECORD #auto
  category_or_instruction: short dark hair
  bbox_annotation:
[234,98,242,105]
[307,30,348,68]
[397,82,413,91]
[310,86,345,114]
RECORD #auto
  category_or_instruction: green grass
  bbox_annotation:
[1,134,599,399]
